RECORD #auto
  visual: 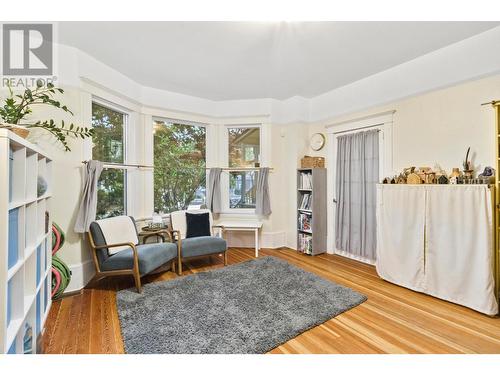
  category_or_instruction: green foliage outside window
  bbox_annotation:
[228,127,260,208]
[91,103,125,163]
[92,102,126,219]
[96,169,126,220]
[154,121,206,213]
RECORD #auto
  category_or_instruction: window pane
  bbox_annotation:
[96,169,126,220]
[91,102,125,163]
[228,127,260,167]
[229,171,257,208]
[153,120,206,213]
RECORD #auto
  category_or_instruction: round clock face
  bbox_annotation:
[310,133,325,151]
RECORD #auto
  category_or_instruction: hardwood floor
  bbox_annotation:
[41,248,500,354]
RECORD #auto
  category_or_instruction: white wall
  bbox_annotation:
[308,74,500,175]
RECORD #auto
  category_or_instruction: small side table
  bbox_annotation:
[216,221,263,257]
[138,228,171,244]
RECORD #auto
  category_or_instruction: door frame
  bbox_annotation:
[325,110,395,263]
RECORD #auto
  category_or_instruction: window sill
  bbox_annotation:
[220,209,256,216]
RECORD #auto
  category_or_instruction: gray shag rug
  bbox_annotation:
[116,256,366,354]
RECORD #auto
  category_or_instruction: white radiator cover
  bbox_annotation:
[376,184,498,315]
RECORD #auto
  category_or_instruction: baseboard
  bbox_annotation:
[65,259,95,293]
[224,231,286,249]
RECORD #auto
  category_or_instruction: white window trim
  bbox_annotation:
[84,94,136,218]
[220,123,264,215]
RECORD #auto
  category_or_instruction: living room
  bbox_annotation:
[1,1,500,372]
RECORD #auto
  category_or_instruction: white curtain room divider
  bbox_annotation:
[376,185,426,291]
[376,184,498,315]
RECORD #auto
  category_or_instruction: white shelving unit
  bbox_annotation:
[296,168,327,255]
[0,129,52,354]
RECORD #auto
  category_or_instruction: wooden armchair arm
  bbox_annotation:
[87,235,139,273]
[93,242,137,250]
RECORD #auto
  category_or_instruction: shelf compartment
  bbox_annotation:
[8,207,21,270]
[45,160,52,196]
[37,157,49,199]
[45,235,52,276]
[37,199,46,239]
[25,202,37,248]
[9,144,26,205]
[6,268,24,347]
[44,274,50,314]
[36,244,43,287]
[24,251,37,315]
[35,287,44,336]
[21,304,36,354]
[25,152,38,201]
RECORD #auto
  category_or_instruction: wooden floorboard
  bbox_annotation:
[40,248,500,354]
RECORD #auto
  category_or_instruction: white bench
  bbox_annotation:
[215,221,263,257]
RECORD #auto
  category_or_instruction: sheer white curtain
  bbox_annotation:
[335,129,379,261]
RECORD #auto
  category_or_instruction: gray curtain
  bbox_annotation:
[207,168,222,214]
[256,167,272,216]
[74,160,104,233]
[335,130,379,261]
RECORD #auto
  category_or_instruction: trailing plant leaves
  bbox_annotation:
[0,81,93,151]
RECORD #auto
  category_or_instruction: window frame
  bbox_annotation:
[152,116,208,214]
[221,123,262,214]
[91,97,131,218]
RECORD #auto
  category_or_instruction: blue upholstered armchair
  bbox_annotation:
[170,209,228,274]
[88,216,179,293]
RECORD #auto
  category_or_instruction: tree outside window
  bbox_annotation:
[92,102,127,219]
[228,127,260,209]
[153,120,206,213]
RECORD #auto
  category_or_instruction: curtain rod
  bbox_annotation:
[206,167,274,172]
[82,160,154,169]
[334,127,381,135]
[481,100,500,106]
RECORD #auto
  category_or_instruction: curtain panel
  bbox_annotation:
[335,129,379,261]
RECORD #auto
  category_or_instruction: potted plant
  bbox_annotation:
[0,80,94,151]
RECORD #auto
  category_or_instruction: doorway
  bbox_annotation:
[326,111,394,264]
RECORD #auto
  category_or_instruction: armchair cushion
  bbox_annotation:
[180,236,227,258]
[95,215,139,255]
[101,242,177,275]
[186,212,211,238]
[170,209,214,239]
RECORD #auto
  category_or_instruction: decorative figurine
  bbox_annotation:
[450,168,461,178]
[437,175,449,184]
[407,173,422,184]
[396,173,407,184]
[463,147,474,179]
[479,166,495,184]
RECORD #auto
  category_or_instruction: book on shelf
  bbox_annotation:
[298,232,313,255]
[299,171,313,189]
[298,213,312,232]
[299,192,312,210]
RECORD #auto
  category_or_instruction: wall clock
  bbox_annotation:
[310,132,326,151]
